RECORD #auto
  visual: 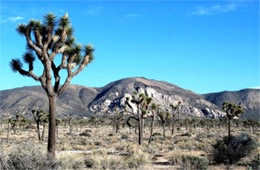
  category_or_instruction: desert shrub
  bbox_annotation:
[153,132,161,136]
[247,154,260,170]
[79,130,92,137]
[84,129,92,133]
[167,152,208,170]
[99,157,125,170]
[180,132,191,137]
[0,147,10,170]
[179,155,208,170]
[59,155,84,169]
[108,133,114,136]
[84,156,98,168]
[212,133,256,164]
[94,141,102,146]
[5,142,58,170]
[125,144,149,168]
[121,134,128,140]
[167,151,184,165]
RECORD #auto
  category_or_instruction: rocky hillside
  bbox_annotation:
[0,77,259,119]
[204,89,260,119]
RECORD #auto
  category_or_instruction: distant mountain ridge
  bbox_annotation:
[0,77,259,119]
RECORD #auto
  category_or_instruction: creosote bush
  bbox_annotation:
[212,133,256,164]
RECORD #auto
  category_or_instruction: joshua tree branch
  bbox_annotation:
[25,26,42,57]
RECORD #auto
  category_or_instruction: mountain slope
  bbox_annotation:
[0,77,258,119]
[0,85,98,118]
[203,89,260,119]
[88,77,224,118]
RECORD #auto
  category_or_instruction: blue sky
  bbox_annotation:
[0,0,259,94]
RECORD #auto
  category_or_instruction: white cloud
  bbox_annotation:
[0,16,24,24]
[190,3,238,16]
[125,13,140,17]
[8,16,24,22]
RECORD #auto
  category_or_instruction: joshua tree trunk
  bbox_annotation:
[149,112,155,144]
[171,121,175,137]
[42,124,46,141]
[115,123,119,133]
[138,106,143,145]
[47,95,56,159]
[228,118,231,140]
[162,122,166,139]
[36,122,41,141]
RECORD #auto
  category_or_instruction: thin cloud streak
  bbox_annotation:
[0,16,24,24]
[125,13,140,17]
[190,3,239,16]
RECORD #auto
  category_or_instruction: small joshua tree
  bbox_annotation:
[109,106,124,133]
[32,109,48,141]
[10,13,94,158]
[124,91,152,145]
[222,102,244,140]
[158,110,171,139]
[170,101,181,136]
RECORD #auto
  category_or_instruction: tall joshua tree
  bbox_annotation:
[10,13,94,158]
[124,92,152,145]
[222,102,244,140]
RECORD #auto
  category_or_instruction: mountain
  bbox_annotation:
[0,85,98,118]
[0,77,258,119]
[88,77,223,118]
[203,89,260,119]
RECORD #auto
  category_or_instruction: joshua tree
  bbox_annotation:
[170,101,181,136]
[149,103,157,144]
[158,110,171,139]
[222,102,244,139]
[32,109,48,141]
[109,106,124,133]
[10,13,94,158]
[124,91,152,145]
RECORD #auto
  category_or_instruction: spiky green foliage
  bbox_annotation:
[44,13,56,29]
[16,24,26,35]
[10,59,22,72]
[222,102,244,120]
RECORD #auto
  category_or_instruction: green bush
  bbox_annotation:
[212,133,256,164]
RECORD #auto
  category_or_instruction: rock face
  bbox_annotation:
[88,77,224,118]
[0,77,258,119]
[203,89,260,119]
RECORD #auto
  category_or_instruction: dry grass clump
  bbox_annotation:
[124,144,150,169]
[166,151,208,170]
[59,154,85,169]
[0,141,58,170]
